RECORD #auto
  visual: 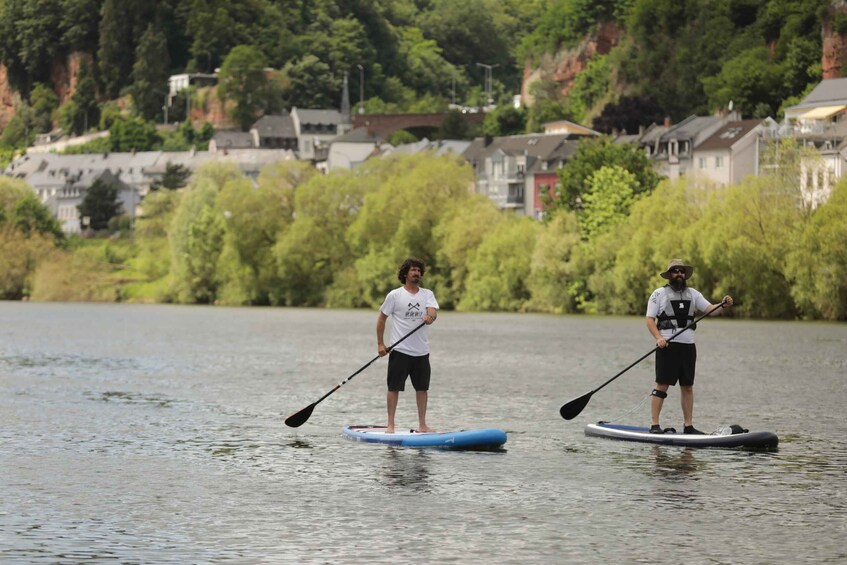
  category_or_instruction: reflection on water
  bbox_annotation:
[380,448,432,492]
[649,446,701,478]
[1,303,845,563]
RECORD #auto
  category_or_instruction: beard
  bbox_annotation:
[669,277,687,291]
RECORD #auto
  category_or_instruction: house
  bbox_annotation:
[390,138,471,157]
[167,73,218,99]
[3,148,295,232]
[644,115,731,180]
[26,168,132,234]
[209,130,255,153]
[526,139,581,219]
[144,149,296,184]
[325,127,390,171]
[691,119,770,186]
[250,114,298,150]
[777,77,847,206]
[290,108,353,161]
[463,134,585,215]
[542,120,601,137]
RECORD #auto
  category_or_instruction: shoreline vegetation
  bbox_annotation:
[2,151,846,321]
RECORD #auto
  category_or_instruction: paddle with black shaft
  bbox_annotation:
[559,300,727,421]
[285,322,427,428]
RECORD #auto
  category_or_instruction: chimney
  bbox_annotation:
[663,116,671,128]
[484,134,493,147]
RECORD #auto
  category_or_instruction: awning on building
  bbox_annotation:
[798,105,847,119]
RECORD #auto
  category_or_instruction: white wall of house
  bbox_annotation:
[327,142,375,170]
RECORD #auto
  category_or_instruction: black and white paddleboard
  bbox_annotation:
[585,422,778,449]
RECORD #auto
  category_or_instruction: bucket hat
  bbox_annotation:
[660,258,694,280]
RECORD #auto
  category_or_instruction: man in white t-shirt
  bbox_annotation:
[646,258,733,435]
[377,257,439,433]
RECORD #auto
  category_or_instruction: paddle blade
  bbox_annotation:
[285,403,315,428]
[559,392,593,421]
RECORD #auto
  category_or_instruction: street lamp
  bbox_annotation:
[476,62,499,107]
[357,64,364,114]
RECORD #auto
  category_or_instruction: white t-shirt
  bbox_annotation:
[379,286,439,356]
[646,286,710,344]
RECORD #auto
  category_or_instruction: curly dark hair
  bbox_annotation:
[398,257,425,283]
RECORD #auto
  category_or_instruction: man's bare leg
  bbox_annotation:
[387,391,399,433]
[415,390,434,432]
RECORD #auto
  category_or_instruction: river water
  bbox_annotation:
[1,302,845,564]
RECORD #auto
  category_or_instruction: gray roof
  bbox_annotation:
[251,114,296,138]
[212,131,254,149]
[696,120,763,151]
[789,78,847,110]
[332,127,382,143]
[463,134,572,163]
[660,115,721,141]
[638,123,668,144]
[293,108,344,125]
[391,138,471,157]
[5,151,161,187]
[146,149,295,175]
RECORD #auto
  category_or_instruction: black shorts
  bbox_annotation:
[387,351,430,392]
[655,343,697,386]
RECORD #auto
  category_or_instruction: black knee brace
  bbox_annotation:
[651,389,668,399]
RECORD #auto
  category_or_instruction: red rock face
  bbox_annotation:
[521,20,623,106]
[0,64,16,130]
[822,6,847,79]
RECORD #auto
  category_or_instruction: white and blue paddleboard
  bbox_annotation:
[585,422,779,449]
[342,425,507,450]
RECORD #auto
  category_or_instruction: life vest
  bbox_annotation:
[656,285,696,331]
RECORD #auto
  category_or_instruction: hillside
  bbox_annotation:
[0,0,841,150]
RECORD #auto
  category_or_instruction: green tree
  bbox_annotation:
[16,0,63,84]
[438,110,470,139]
[460,216,541,312]
[30,83,58,133]
[397,27,455,97]
[60,0,102,52]
[131,24,171,121]
[527,210,582,313]
[432,193,504,308]
[151,163,191,191]
[785,180,847,320]
[98,0,133,98]
[216,162,314,305]
[218,45,270,131]
[526,78,570,132]
[340,154,474,307]
[592,95,664,135]
[0,104,34,148]
[282,55,337,110]
[78,178,123,231]
[168,163,237,303]
[480,105,527,137]
[109,117,161,151]
[578,165,638,240]
[702,47,786,118]
[12,193,64,241]
[275,172,366,306]
[553,136,660,212]
[61,61,99,135]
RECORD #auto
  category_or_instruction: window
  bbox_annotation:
[698,158,706,169]
[714,156,724,169]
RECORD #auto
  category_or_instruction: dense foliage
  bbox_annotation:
[0,0,829,148]
[5,152,844,320]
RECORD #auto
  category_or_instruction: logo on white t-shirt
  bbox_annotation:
[405,302,421,318]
